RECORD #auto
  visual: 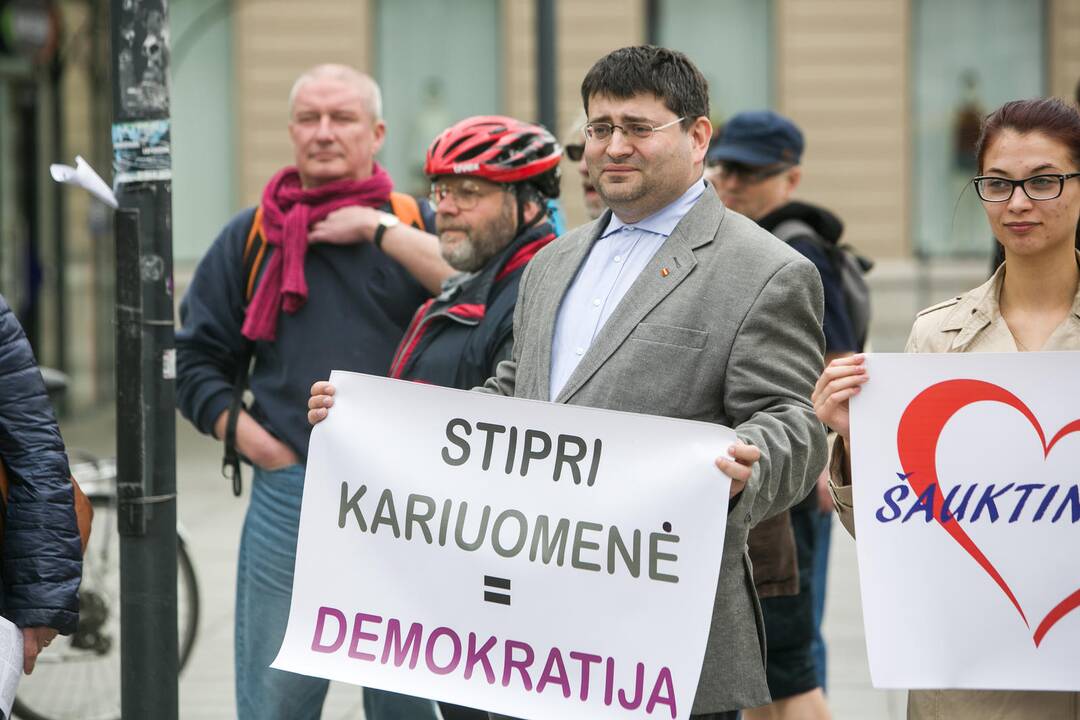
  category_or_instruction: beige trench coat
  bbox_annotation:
[829,254,1080,720]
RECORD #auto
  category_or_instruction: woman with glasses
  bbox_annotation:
[813,96,1080,719]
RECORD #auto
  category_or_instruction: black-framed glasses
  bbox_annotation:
[583,117,685,142]
[972,173,1080,202]
[429,179,507,211]
[564,143,584,161]
[710,160,793,184]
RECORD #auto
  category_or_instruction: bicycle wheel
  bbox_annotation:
[12,490,200,720]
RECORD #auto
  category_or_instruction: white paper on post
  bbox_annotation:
[49,156,118,208]
[273,372,734,719]
[849,352,1080,691]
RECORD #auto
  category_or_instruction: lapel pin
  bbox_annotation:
[660,267,670,278]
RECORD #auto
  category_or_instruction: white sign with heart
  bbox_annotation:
[850,352,1080,690]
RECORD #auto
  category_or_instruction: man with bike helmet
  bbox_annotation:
[385,115,562,388]
[308,115,560,720]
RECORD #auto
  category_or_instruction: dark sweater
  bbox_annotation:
[176,203,433,461]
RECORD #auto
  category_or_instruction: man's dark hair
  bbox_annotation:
[580,45,709,128]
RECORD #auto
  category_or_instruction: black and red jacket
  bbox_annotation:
[389,222,556,389]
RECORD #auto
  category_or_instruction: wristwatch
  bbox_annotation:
[373,212,400,250]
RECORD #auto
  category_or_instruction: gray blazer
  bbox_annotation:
[481,186,828,712]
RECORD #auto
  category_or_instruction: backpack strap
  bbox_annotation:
[223,207,265,497]
[389,191,424,229]
[242,206,269,302]
[771,218,847,277]
[771,219,829,254]
[773,219,873,351]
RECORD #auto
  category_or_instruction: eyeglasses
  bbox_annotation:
[429,179,507,210]
[972,173,1080,202]
[583,117,686,143]
[710,161,793,184]
[564,144,584,161]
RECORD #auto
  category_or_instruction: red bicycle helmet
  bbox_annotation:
[425,115,562,196]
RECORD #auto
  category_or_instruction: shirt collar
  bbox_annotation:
[600,178,706,240]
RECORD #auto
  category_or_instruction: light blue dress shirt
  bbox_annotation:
[549,179,706,400]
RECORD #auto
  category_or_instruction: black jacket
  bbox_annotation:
[0,295,81,634]
[177,200,434,460]
[389,223,556,390]
[759,201,859,354]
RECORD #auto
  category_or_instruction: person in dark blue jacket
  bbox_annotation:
[0,293,81,675]
[708,110,858,720]
[386,115,563,390]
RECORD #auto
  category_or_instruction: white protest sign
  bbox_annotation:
[850,352,1080,691]
[273,372,734,719]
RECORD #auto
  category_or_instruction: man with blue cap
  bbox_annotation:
[708,110,860,720]
[707,111,859,357]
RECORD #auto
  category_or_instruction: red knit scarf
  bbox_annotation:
[241,164,394,341]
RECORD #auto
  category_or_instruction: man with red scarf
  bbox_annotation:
[176,64,453,720]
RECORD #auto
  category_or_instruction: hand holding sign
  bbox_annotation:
[714,442,759,499]
[308,380,335,425]
[812,354,868,442]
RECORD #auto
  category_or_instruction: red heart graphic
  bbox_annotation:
[896,379,1080,647]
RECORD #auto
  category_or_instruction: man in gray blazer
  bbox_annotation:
[308,45,827,719]
[483,46,827,718]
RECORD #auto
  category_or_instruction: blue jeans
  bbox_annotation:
[235,464,439,720]
[810,510,832,690]
[364,689,441,719]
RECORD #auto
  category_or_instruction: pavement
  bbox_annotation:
[52,404,909,720]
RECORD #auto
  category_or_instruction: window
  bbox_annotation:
[654,0,772,125]
[170,0,234,262]
[912,0,1046,258]
[376,0,501,197]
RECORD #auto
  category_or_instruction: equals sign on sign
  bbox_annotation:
[484,575,511,606]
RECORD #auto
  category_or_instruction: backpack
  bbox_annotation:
[771,219,873,352]
[222,192,425,495]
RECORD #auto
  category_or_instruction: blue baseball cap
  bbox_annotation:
[707,110,804,167]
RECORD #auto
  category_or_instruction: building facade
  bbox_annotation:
[5,0,1080,406]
